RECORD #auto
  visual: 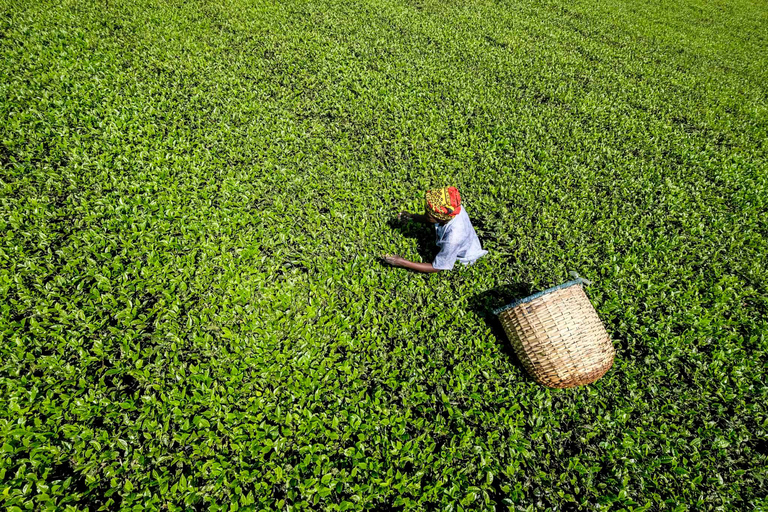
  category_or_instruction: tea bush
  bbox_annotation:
[1,0,767,509]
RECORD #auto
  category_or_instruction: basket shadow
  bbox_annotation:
[467,283,534,375]
[386,218,436,263]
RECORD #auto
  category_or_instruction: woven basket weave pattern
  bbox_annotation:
[497,283,613,388]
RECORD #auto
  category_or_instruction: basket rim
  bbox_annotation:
[492,278,588,315]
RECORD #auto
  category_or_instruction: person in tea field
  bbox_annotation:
[383,186,488,273]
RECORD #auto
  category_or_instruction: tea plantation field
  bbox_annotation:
[2,0,767,509]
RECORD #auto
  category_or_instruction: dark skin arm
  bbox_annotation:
[382,211,443,273]
[382,254,442,273]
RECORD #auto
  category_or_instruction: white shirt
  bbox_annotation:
[432,208,488,270]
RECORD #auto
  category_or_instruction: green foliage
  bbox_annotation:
[1,0,767,509]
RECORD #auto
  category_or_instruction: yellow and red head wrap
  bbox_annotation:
[425,186,462,222]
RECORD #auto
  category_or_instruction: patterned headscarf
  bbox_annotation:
[425,186,462,222]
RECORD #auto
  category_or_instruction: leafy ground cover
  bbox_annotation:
[1,0,767,509]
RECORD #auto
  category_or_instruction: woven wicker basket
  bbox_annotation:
[493,279,614,388]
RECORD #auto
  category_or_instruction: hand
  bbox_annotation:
[382,254,404,267]
[397,211,412,223]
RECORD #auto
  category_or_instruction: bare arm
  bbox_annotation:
[395,259,441,273]
[382,254,442,273]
